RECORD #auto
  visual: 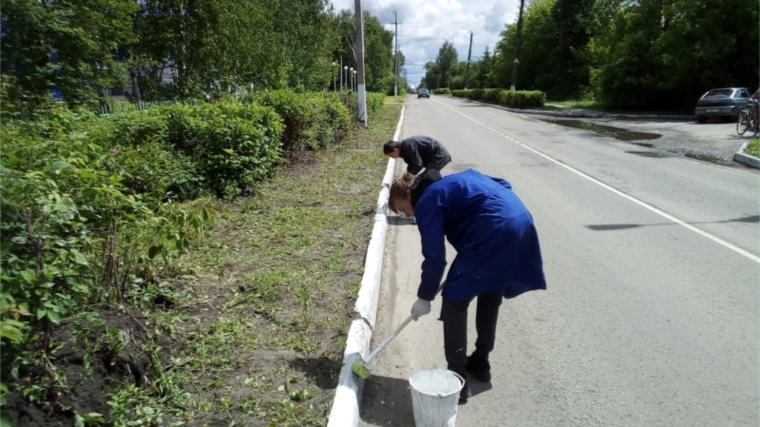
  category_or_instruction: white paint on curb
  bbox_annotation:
[327,105,405,427]
[733,141,760,169]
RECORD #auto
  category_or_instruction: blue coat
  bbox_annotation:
[413,169,547,301]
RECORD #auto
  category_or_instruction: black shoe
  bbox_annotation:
[466,355,491,383]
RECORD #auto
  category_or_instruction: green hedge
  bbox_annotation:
[0,90,384,390]
[253,91,351,151]
[433,88,452,95]
[452,88,546,109]
[497,90,546,108]
[1,111,217,382]
[366,92,385,114]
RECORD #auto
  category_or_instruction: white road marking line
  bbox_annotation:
[432,97,760,264]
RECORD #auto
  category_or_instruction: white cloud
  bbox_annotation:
[330,0,521,87]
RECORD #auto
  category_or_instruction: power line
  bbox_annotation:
[373,0,390,21]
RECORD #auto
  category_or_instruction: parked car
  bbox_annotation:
[695,87,751,123]
[418,88,430,99]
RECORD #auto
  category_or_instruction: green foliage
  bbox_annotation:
[746,139,760,158]
[433,88,452,95]
[453,88,545,109]
[163,102,284,199]
[253,91,351,151]
[423,42,460,90]
[366,93,386,115]
[465,89,484,100]
[486,0,759,109]
[1,0,139,107]
[589,0,759,109]
[497,90,546,108]
[0,89,390,426]
[0,118,215,389]
[383,77,408,96]
[334,11,396,94]
[481,88,501,103]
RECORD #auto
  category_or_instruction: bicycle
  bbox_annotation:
[736,101,759,136]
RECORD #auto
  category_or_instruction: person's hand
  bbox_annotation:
[411,298,431,321]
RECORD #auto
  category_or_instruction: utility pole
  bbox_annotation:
[340,56,343,91]
[464,31,473,90]
[354,0,367,125]
[393,11,399,97]
[510,0,526,91]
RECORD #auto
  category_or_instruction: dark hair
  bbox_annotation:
[388,173,415,213]
[383,140,399,154]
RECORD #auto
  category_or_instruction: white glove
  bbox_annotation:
[411,298,431,321]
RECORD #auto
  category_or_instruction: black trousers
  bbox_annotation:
[441,294,502,374]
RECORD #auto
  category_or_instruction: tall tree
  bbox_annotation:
[334,10,394,93]
[436,41,458,88]
[589,0,759,109]
[551,0,595,98]
[1,0,139,106]
[472,46,495,89]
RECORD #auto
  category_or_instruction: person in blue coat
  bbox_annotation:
[388,168,546,401]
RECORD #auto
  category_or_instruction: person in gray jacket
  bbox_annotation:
[383,135,452,175]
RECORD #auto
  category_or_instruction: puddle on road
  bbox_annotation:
[625,150,669,158]
[541,119,662,141]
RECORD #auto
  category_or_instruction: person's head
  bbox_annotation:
[383,140,400,158]
[389,173,415,217]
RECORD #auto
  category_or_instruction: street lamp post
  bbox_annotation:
[344,66,348,91]
[332,62,337,91]
[350,67,354,92]
[353,70,357,91]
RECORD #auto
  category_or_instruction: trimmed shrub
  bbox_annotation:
[467,89,484,100]
[482,88,501,103]
[433,88,452,95]
[497,90,546,109]
[366,92,385,114]
[1,110,215,387]
[254,90,350,151]
[452,90,466,98]
[164,102,284,199]
[452,88,545,109]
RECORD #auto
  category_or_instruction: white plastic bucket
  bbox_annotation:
[409,368,463,427]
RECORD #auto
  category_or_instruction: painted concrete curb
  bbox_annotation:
[451,97,694,121]
[733,141,760,169]
[326,105,405,427]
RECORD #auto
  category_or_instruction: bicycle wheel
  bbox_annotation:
[737,110,749,135]
[749,116,758,137]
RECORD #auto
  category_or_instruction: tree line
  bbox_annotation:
[1,0,405,108]
[422,0,759,110]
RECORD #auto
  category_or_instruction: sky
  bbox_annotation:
[329,0,522,88]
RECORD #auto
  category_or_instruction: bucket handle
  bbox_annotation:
[436,369,464,397]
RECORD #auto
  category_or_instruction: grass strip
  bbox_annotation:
[134,104,404,427]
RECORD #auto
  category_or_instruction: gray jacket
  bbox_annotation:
[399,135,452,175]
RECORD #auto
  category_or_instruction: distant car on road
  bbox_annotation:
[695,87,751,123]
[418,88,430,99]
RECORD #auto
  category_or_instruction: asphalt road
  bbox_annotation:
[358,95,760,427]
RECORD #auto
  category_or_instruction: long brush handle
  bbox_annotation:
[365,314,414,363]
[364,281,446,364]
